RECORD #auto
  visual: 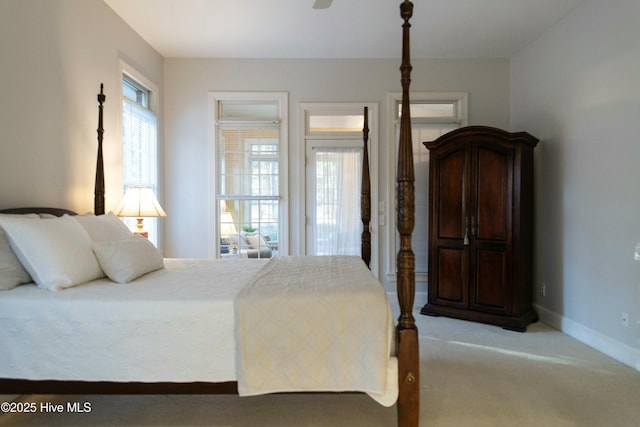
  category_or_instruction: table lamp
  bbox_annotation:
[115,186,166,237]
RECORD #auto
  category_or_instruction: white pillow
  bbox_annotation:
[92,236,164,284]
[244,232,268,249]
[0,215,104,291]
[73,212,133,242]
[229,233,253,250]
[0,214,38,290]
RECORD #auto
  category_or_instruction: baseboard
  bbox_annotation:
[534,304,640,372]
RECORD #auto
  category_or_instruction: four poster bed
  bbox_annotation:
[0,1,419,426]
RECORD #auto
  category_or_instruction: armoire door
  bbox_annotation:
[428,144,470,309]
[469,143,514,315]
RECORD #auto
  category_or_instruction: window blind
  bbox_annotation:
[122,98,158,187]
[215,122,281,256]
[121,97,159,245]
[216,124,280,198]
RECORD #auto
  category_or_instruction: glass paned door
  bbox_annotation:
[306,141,362,255]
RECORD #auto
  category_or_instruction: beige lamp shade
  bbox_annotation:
[115,187,166,233]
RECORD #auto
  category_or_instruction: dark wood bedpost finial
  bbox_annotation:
[95,83,106,215]
[361,106,371,268]
[396,1,419,426]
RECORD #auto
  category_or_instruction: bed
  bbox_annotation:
[0,1,419,426]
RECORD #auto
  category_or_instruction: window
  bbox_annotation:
[120,67,160,246]
[211,93,288,259]
[387,92,468,281]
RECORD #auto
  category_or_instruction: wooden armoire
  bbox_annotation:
[420,126,539,332]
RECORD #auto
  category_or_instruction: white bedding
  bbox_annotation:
[0,256,397,406]
[0,258,267,383]
[235,256,398,406]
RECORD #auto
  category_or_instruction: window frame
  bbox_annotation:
[209,92,289,259]
[118,60,162,248]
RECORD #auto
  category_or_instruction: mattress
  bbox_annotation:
[0,258,268,382]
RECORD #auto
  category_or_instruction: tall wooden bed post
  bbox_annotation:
[95,83,106,216]
[396,1,420,426]
[361,106,371,268]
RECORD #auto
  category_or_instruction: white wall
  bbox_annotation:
[0,0,163,214]
[511,0,640,369]
[163,57,510,290]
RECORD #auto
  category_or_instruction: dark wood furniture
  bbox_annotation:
[396,3,419,425]
[420,126,538,332]
[361,106,371,268]
[0,207,77,217]
[94,83,106,216]
[0,2,419,425]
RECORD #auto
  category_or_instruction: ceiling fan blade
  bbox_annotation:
[313,0,333,9]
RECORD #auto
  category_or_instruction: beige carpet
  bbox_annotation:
[2,307,639,427]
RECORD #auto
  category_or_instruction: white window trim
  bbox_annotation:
[119,60,160,118]
[208,91,289,258]
[385,92,468,284]
[298,102,379,278]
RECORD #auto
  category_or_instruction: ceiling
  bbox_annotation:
[103,0,584,59]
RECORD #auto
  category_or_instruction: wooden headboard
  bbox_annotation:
[0,207,77,217]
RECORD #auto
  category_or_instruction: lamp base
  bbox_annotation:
[133,217,148,238]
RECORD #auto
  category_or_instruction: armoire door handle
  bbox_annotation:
[471,216,476,237]
[463,217,470,245]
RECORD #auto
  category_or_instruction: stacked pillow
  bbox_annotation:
[0,213,39,290]
[0,212,164,291]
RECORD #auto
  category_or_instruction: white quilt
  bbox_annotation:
[235,256,398,406]
[0,258,267,383]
